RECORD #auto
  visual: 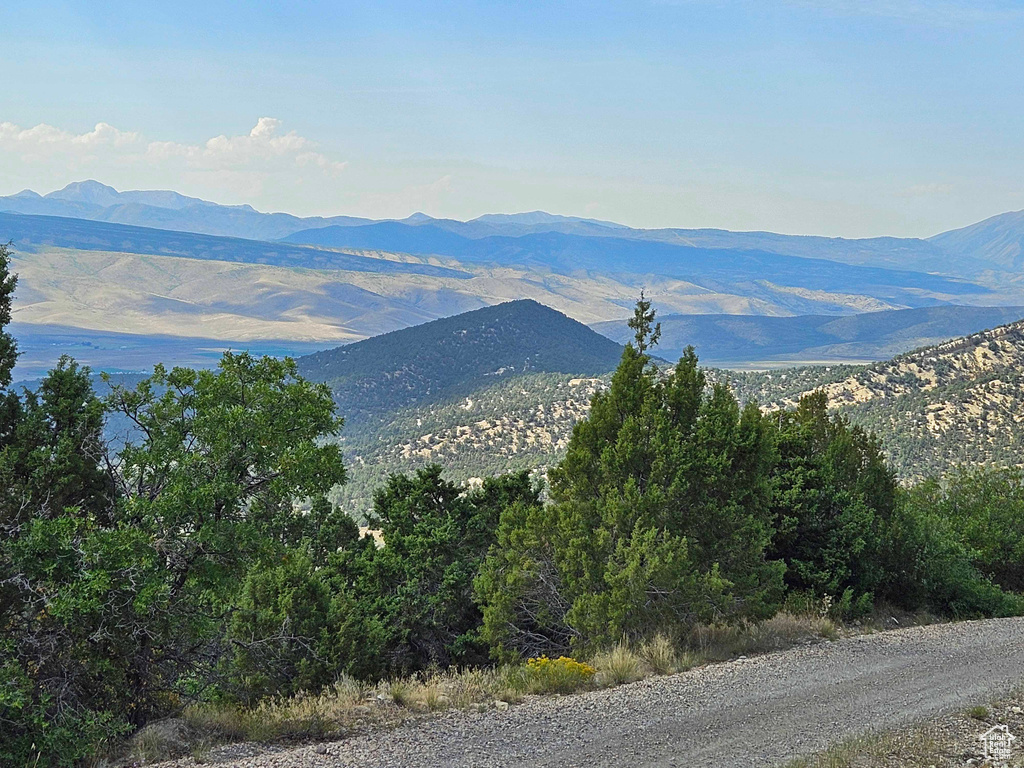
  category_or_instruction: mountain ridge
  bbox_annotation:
[4,180,1024,280]
[0,211,467,278]
[928,209,1024,271]
[727,316,1024,479]
[296,298,624,425]
[282,222,984,301]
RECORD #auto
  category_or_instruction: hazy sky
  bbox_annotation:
[2,0,1023,237]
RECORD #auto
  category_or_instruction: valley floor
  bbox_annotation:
[153,617,1024,768]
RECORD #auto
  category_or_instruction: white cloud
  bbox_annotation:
[0,117,347,198]
[144,117,347,175]
[0,120,140,148]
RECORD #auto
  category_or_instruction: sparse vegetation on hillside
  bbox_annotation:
[335,371,606,517]
[728,319,1024,479]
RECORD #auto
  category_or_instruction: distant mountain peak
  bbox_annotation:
[929,209,1024,271]
[403,212,435,223]
[471,211,627,229]
[45,180,121,207]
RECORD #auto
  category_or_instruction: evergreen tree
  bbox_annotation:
[0,242,16,391]
[2,350,349,765]
[0,242,19,454]
[338,466,541,675]
[0,356,113,525]
[768,391,897,613]
[478,299,784,658]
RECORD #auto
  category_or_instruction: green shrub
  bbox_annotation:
[0,657,127,768]
[384,678,415,707]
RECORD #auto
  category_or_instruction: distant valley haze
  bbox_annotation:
[5,1,1024,374]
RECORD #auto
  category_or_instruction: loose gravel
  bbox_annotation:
[164,617,1024,768]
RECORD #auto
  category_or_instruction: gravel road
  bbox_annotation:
[187,617,1024,768]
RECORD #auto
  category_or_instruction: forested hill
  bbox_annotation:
[296,299,625,422]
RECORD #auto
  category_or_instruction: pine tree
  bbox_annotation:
[0,243,20,451]
[768,391,897,613]
[478,297,784,658]
[0,242,16,391]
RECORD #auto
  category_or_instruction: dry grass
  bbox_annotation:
[784,733,899,768]
[638,634,680,675]
[130,722,198,764]
[687,611,838,661]
[381,678,415,708]
[784,728,951,768]
[153,611,840,762]
[783,692,1024,767]
[593,643,645,687]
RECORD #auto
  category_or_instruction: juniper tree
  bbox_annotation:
[477,298,784,658]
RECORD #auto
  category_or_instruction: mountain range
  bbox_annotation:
[5,180,1024,276]
[281,224,984,303]
[4,180,1024,381]
[0,180,625,241]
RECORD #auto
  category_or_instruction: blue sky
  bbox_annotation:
[1,0,1023,236]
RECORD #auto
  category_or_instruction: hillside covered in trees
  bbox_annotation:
[296,299,625,420]
[727,318,1024,479]
[4,243,1024,767]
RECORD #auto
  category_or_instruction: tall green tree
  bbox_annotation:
[0,249,133,764]
[0,356,113,525]
[478,299,784,658]
[338,466,541,676]
[0,242,19,453]
[0,242,16,391]
[768,391,898,613]
[107,353,346,596]
[2,350,349,765]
